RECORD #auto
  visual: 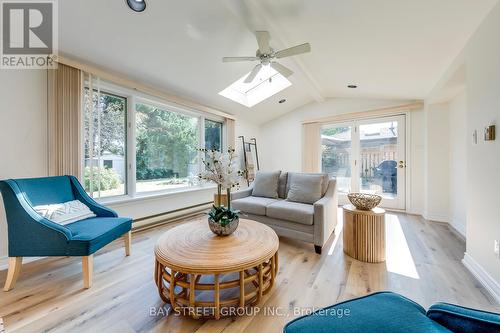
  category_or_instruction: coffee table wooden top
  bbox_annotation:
[155,219,279,274]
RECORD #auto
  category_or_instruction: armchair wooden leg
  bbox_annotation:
[123,231,131,256]
[4,257,22,292]
[82,255,93,289]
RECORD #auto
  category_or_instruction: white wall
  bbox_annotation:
[0,70,260,258]
[463,2,500,286]
[0,70,48,257]
[427,1,500,289]
[423,102,450,222]
[259,98,426,214]
[449,91,467,236]
[408,109,425,215]
[235,119,260,173]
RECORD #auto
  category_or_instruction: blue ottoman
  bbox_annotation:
[284,291,500,333]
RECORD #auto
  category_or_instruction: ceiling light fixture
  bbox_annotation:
[126,0,146,12]
[347,85,358,89]
[279,99,286,104]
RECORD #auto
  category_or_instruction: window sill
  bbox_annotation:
[98,185,217,206]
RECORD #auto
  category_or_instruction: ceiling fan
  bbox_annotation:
[223,31,311,83]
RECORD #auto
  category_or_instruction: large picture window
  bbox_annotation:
[83,88,127,198]
[82,80,225,200]
[135,102,200,193]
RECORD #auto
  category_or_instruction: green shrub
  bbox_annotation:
[136,167,177,181]
[84,166,121,192]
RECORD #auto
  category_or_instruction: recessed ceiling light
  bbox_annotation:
[279,99,286,104]
[126,0,146,12]
[347,84,358,89]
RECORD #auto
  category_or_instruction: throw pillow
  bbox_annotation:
[252,171,281,198]
[286,173,324,204]
[34,200,96,225]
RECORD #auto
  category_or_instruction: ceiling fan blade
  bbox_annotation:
[244,64,262,83]
[223,56,259,62]
[255,31,271,54]
[271,62,293,77]
[275,43,311,58]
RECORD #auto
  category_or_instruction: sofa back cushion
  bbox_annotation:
[278,172,288,199]
[252,171,281,198]
[286,172,329,198]
[286,173,325,204]
[13,176,75,206]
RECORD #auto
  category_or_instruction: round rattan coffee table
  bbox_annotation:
[154,219,279,319]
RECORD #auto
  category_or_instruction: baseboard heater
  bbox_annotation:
[132,202,212,231]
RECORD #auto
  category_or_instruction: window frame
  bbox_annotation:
[204,118,224,151]
[82,80,226,203]
[82,84,129,199]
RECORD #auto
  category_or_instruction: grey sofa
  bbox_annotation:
[231,172,338,254]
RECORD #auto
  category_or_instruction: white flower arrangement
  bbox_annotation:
[198,147,243,210]
[198,147,242,190]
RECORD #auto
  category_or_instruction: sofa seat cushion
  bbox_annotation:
[284,292,451,333]
[231,196,280,216]
[266,200,314,225]
[66,217,132,255]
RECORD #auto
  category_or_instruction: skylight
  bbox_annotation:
[219,66,291,108]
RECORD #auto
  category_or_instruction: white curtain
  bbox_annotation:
[47,63,83,179]
[302,122,321,173]
[226,118,236,149]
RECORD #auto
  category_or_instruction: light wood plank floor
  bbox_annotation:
[1,210,498,333]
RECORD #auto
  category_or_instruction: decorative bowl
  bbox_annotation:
[347,193,382,210]
[208,216,239,236]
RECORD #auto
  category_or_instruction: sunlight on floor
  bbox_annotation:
[327,208,420,281]
[327,207,344,255]
[385,213,420,279]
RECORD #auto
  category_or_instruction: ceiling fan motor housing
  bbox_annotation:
[256,49,275,65]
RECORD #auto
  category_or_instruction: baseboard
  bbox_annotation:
[423,212,449,223]
[448,223,466,242]
[430,220,466,242]
[462,252,500,305]
[0,256,42,271]
[0,203,212,271]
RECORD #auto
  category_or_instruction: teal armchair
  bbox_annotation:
[0,175,132,290]
[284,291,500,333]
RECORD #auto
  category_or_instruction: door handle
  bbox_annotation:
[398,161,406,168]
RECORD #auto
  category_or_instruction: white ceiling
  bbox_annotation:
[59,0,498,124]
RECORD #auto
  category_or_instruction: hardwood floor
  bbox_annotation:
[1,210,498,333]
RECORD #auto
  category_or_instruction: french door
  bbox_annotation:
[321,115,406,210]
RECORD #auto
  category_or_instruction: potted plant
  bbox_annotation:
[199,147,242,236]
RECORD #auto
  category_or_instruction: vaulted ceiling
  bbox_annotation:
[59,0,498,123]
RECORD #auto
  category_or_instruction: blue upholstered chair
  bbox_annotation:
[0,175,132,290]
[284,291,500,333]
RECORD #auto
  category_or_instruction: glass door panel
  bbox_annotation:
[359,121,398,198]
[321,125,352,194]
[357,116,405,209]
[321,115,406,210]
